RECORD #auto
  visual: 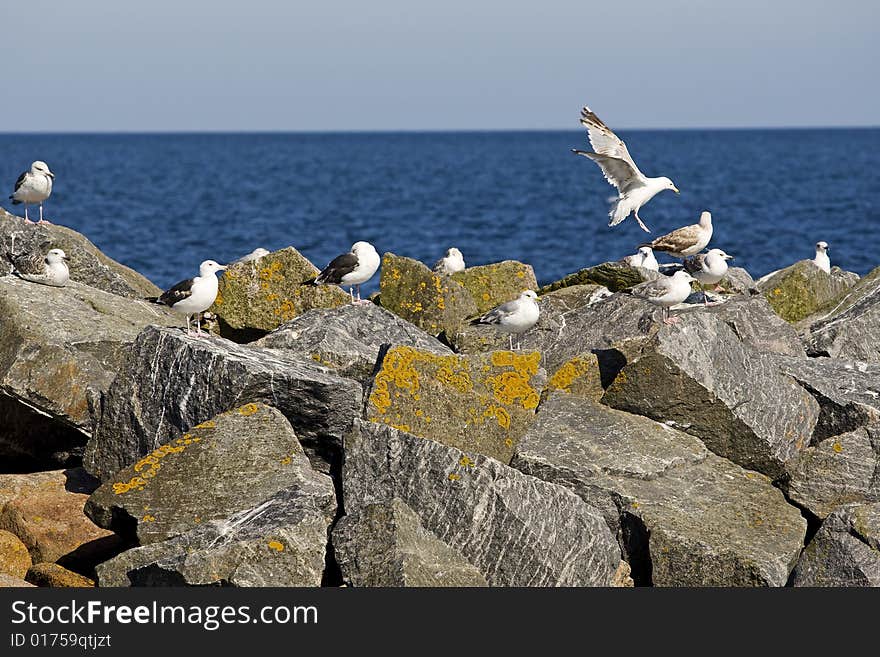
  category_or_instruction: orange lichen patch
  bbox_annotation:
[448,473,461,482]
[274,299,298,320]
[194,419,217,430]
[267,540,285,552]
[112,436,198,495]
[459,455,476,467]
[485,363,541,410]
[237,403,261,416]
[548,357,593,393]
[516,271,525,279]
[832,441,844,453]
[280,456,292,465]
[142,514,156,522]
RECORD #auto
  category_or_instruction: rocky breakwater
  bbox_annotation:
[3,217,880,587]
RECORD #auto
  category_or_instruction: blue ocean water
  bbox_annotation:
[1,129,878,292]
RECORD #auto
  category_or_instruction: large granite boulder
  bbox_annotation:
[757,259,859,323]
[783,425,880,520]
[450,260,538,314]
[801,265,880,362]
[0,210,161,298]
[86,404,331,547]
[0,530,31,578]
[791,502,880,587]
[707,296,805,356]
[601,312,819,479]
[210,247,350,341]
[0,277,179,468]
[84,326,362,480]
[0,470,113,565]
[96,484,335,587]
[378,253,478,336]
[332,498,488,587]
[343,420,621,586]
[255,303,451,381]
[512,394,806,586]
[365,346,544,464]
[539,262,658,294]
[26,563,95,587]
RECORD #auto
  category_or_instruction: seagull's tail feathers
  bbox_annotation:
[608,196,635,227]
[144,296,162,304]
[9,196,21,204]
[301,277,319,286]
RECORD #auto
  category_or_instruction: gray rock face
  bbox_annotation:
[0,277,179,468]
[601,312,819,479]
[84,325,363,480]
[512,394,806,586]
[773,356,880,442]
[1,212,161,298]
[801,266,880,362]
[255,303,451,380]
[342,420,621,586]
[791,502,880,587]
[707,296,805,356]
[720,267,756,294]
[85,404,330,546]
[332,498,488,587]
[95,486,335,587]
[784,426,880,520]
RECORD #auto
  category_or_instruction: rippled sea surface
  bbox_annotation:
[1,129,878,291]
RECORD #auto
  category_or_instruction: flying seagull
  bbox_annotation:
[641,211,713,258]
[9,161,55,225]
[8,246,70,287]
[471,290,540,349]
[572,106,679,233]
[629,270,695,324]
[813,241,830,274]
[684,248,734,305]
[433,247,465,275]
[303,241,380,304]
[155,260,227,336]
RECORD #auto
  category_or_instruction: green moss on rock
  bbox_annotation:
[451,260,538,314]
[540,262,655,294]
[758,260,858,323]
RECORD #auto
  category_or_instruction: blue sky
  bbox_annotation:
[3,0,877,131]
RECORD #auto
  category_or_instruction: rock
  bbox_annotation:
[255,303,451,381]
[0,530,31,578]
[210,247,350,341]
[449,260,538,314]
[801,265,880,362]
[86,404,334,546]
[512,394,805,586]
[773,356,880,442]
[451,284,611,354]
[0,573,34,587]
[332,498,488,587]
[757,259,859,323]
[342,420,621,587]
[601,312,819,480]
[539,262,658,294]
[783,425,880,520]
[543,353,604,401]
[25,562,95,587]
[0,470,112,564]
[791,502,880,586]
[0,210,161,298]
[365,346,544,464]
[84,325,363,480]
[611,561,634,587]
[95,487,334,587]
[707,296,805,356]
[378,253,478,336]
[0,278,179,468]
[719,266,756,294]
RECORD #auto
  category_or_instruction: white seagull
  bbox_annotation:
[629,270,695,324]
[684,248,734,305]
[155,260,227,336]
[304,241,380,304]
[471,290,540,349]
[9,247,70,287]
[433,247,465,275]
[621,246,659,271]
[9,161,55,225]
[813,241,830,274]
[641,211,713,259]
[572,106,679,233]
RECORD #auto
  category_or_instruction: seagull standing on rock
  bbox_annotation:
[155,260,227,336]
[9,161,55,224]
[572,106,679,233]
[621,246,659,271]
[629,271,695,324]
[641,211,713,259]
[433,247,465,275]
[471,290,540,349]
[684,248,734,305]
[304,241,380,304]
[9,247,70,287]
[813,241,831,274]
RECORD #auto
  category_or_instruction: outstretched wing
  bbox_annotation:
[576,106,645,180]
[572,151,644,194]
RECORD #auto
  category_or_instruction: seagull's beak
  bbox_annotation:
[47,171,55,178]
[672,186,680,194]
[219,264,228,270]
[63,255,70,261]
[725,254,734,260]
